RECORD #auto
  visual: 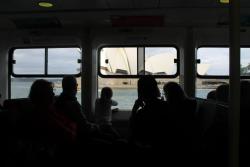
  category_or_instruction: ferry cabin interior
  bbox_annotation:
[0,0,247,166]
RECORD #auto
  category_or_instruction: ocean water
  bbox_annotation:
[11,79,213,110]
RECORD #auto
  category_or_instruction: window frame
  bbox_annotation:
[196,45,250,79]
[197,46,229,79]
[9,46,82,78]
[98,45,180,78]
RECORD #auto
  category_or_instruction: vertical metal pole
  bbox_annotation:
[229,0,240,166]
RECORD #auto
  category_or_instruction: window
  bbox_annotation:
[241,48,250,76]
[48,48,81,75]
[10,47,82,103]
[197,47,229,77]
[197,47,250,77]
[98,46,179,110]
[99,47,137,75]
[99,46,178,77]
[11,47,81,76]
[145,47,177,75]
[13,49,45,75]
[196,47,250,99]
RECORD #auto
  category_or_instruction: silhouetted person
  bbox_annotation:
[95,87,120,138]
[129,75,165,148]
[163,82,187,103]
[0,93,3,109]
[216,84,229,104]
[240,80,250,167]
[28,79,78,144]
[163,82,198,161]
[27,79,57,143]
[207,90,216,100]
[55,76,99,139]
[18,79,76,166]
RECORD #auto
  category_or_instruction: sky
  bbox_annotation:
[198,48,250,75]
[13,47,250,76]
[13,48,81,75]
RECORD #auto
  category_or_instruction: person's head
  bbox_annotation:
[62,75,78,95]
[29,79,54,107]
[216,84,229,103]
[207,90,216,100]
[163,82,186,102]
[137,75,160,101]
[100,87,113,100]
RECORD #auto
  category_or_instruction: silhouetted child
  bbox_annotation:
[95,87,120,138]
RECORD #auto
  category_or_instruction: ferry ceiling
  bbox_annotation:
[0,0,249,30]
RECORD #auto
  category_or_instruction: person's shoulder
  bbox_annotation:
[134,108,144,117]
[184,98,197,106]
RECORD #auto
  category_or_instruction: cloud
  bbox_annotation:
[198,48,229,75]
[198,47,250,75]
[13,48,81,74]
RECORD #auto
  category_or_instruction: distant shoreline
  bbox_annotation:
[12,77,224,90]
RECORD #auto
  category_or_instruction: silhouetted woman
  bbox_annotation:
[129,75,165,148]
[20,79,77,165]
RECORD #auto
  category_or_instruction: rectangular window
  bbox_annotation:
[10,47,82,104]
[145,47,177,75]
[99,46,178,77]
[13,48,45,75]
[11,47,81,76]
[98,46,179,110]
[100,47,137,75]
[196,47,250,99]
[241,48,250,76]
[48,48,81,75]
[197,47,250,77]
[197,47,229,76]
